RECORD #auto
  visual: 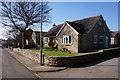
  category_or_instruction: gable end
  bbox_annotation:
[56,22,79,36]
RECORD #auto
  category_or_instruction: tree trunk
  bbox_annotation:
[22,31,26,49]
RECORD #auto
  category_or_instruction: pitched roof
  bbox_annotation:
[34,31,47,36]
[66,21,86,34]
[71,15,100,33]
[45,15,101,37]
[45,24,63,37]
[111,31,120,37]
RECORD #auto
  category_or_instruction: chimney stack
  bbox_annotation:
[52,24,56,27]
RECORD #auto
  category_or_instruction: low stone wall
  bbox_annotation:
[13,48,40,63]
[13,47,120,66]
[43,47,120,66]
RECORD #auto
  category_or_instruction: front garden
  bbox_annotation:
[12,47,120,66]
[35,47,89,56]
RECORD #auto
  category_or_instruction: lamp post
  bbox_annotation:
[40,0,43,65]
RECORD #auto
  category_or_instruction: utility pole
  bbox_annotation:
[40,0,43,65]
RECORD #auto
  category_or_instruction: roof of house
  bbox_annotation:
[45,15,102,37]
[45,24,63,37]
[111,31,120,37]
[34,31,47,36]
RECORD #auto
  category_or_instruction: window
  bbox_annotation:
[44,37,48,43]
[62,34,72,45]
[99,36,103,43]
[94,35,97,44]
[69,36,71,43]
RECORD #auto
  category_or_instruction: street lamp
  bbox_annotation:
[40,0,43,65]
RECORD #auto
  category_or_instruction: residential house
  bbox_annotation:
[44,23,62,48]
[16,28,35,46]
[44,15,111,53]
[111,31,120,46]
[16,28,46,47]
[32,31,47,47]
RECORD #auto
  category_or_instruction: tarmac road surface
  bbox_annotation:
[1,47,38,79]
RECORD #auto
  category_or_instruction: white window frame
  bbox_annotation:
[94,35,97,44]
[99,36,104,44]
[44,37,48,43]
[62,34,72,45]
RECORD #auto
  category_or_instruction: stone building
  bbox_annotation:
[16,28,46,47]
[44,15,111,53]
[32,31,46,47]
[111,31,120,46]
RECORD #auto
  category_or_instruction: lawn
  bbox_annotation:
[36,49,89,56]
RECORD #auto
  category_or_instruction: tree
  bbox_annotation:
[3,28,20,47]
[1,2,52,48]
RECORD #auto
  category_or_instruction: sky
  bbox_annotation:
[0,2,119,40]
[42,2,118,32]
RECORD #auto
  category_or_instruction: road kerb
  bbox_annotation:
[7,50,67,72]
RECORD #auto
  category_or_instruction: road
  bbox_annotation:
[1,47,38,79]
[37,54,120,78]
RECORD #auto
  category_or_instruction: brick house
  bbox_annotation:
[111,31,120,46]
[44,15,111,53]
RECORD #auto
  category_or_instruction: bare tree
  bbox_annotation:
[1,2,52,48]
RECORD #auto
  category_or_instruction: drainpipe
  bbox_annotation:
[104,21,106,48]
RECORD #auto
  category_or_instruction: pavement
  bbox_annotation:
[36,54,119,78]
[6,48,67,73]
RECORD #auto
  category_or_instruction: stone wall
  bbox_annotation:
[43,47,120,67]
[13,47,120,67]
[13,48,40,63]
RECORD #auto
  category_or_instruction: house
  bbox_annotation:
[16,28,46,47]
[44,15,111,53]
[16,28,35,46]
[111,31,120,46]
[32,31,47,47]
[44,23,63,48]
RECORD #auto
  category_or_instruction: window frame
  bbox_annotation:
[99,36,104,44]
[44,37,48,43]
[62,34,72,45]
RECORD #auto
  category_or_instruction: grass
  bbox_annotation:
[36,49,90,56]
